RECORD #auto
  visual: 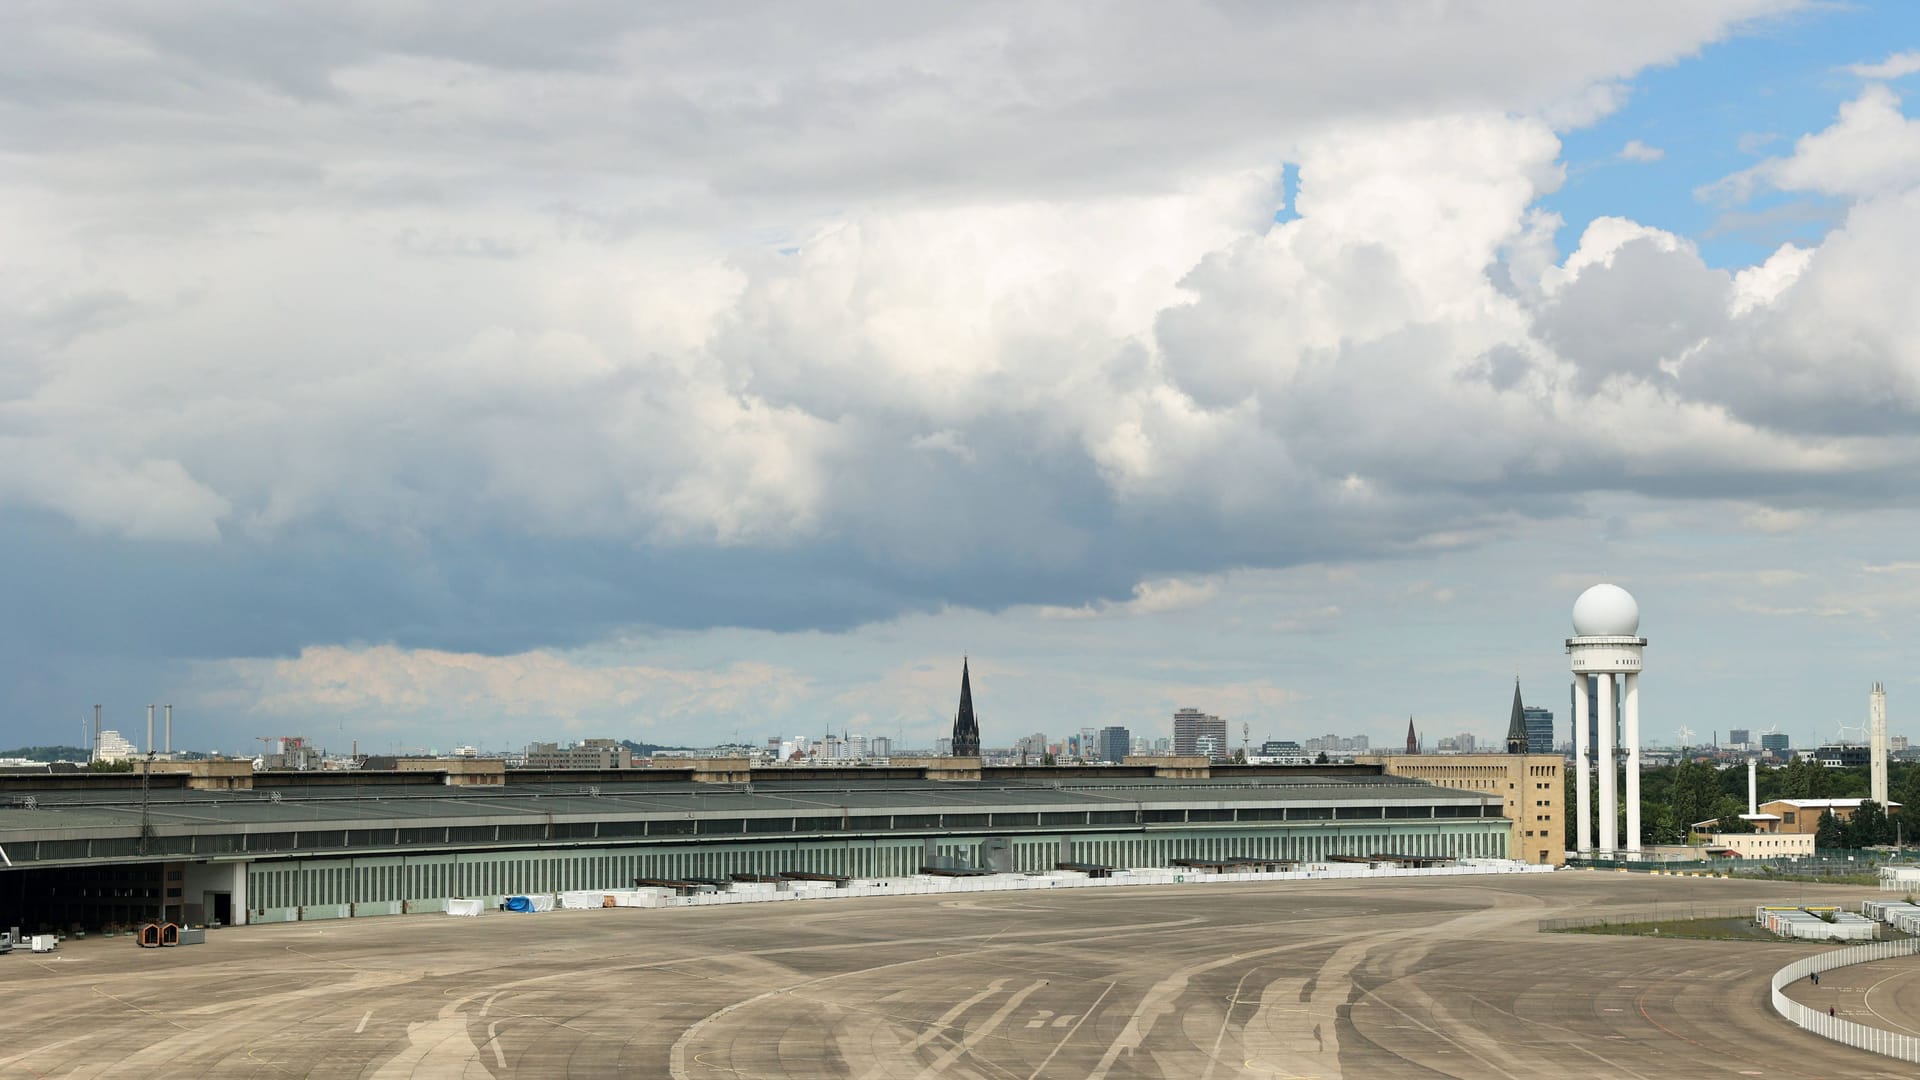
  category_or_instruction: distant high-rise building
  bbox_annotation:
[1523,706,1554,754]
[1761,732,1790,755]
[951,658,980,757]
[1097,726,1130,763]
[95,729,138,763]
[522,738,632,770]
[869,736,892,759]
[1173,708,1228,761]
[1728,728,1752,747]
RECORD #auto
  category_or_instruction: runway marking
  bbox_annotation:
[1024,983,1111,1080]
[860,979,1010,1074]
[1861,964,1920,1037]
[1200,967,1262,1080]
[483,1021,507,1069]
[89,985,192,1031]
[913,980,1045,1076]
[1023,1009,1053,1028]
[1633,985,1825,1080]
[0,1033,97,1071]
[1458,994,1656,1079]
[354,1010,372,1034]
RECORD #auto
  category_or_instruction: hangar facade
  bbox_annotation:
[0,764,1513,932]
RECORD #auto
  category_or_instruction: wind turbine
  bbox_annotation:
[1674,725,1696,749]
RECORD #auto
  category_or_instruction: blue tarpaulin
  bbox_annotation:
[503,896,535,912]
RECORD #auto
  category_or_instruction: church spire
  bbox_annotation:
[1506,677,1529,754]
[951,657,980,757]
[1405,716,1418,755]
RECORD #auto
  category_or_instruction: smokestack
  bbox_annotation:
[1748,758,1757,817]
[146,704,155,756]
[93,705,101,763]
[164,704,172,755]
[1871,683,1889,807]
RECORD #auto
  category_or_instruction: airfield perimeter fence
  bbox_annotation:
[1538,903,1764,933]
[1771,937,1920,1064]
[1572,851,1920,881]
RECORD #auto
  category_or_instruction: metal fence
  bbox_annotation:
[1538,903,1764,932]
[1770,938,1920,1063]
[1570,851,1920,878]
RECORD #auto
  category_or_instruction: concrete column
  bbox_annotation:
[1748,757,1758,816]
[1624,672,1641,854]
[1574,675,1591,855]
[1596,673,1616,855]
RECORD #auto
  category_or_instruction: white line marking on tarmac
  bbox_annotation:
[1026,983,1112,1080]
[354,1010,371,1034]
[485,1021,507,1069]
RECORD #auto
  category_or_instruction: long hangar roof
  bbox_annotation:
[1,773,1494,837]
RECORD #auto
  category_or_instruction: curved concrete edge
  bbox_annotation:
[1770,937,1920,1063]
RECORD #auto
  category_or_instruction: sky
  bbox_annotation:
[6,1,1920,757]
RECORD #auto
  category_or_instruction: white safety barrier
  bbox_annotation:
[636,860,1549,907]
[1771,938,1920,1063]
[438,861,1553,916]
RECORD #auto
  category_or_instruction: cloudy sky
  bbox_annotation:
[7,1,1920,757]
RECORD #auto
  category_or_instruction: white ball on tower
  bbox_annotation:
[1571,583,1639,637]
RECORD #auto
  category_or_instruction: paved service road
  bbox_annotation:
[1784,951,1920,1042]
[2,872,1915,1078]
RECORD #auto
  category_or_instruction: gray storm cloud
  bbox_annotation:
[18,2,1920,747]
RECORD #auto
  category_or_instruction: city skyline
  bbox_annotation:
[6,5,1920,755]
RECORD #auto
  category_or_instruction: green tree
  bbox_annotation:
[1233,748,1248,764]
[1641,801,1683,845]
[1566,766,1579,850]
[1667,759,1721,835]
[1315,751,1329,764]
[1779,756,1833,799]
[1713,797,1755,834]
[1845,800,1891,848]
[1816,809,1847,850]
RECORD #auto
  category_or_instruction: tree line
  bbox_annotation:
[1563,758,1920,849]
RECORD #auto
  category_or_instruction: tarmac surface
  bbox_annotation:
[3,871,1917,1078]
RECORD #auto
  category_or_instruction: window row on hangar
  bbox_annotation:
[9,801,1502,866]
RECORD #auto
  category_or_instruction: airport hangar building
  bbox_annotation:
[0,756,1556,932]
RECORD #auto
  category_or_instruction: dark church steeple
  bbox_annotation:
[951,657,980,757]
[1506,677,1529,754]
[1405,716,1418,755]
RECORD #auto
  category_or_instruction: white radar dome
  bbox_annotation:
[1572,583,1640,637]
